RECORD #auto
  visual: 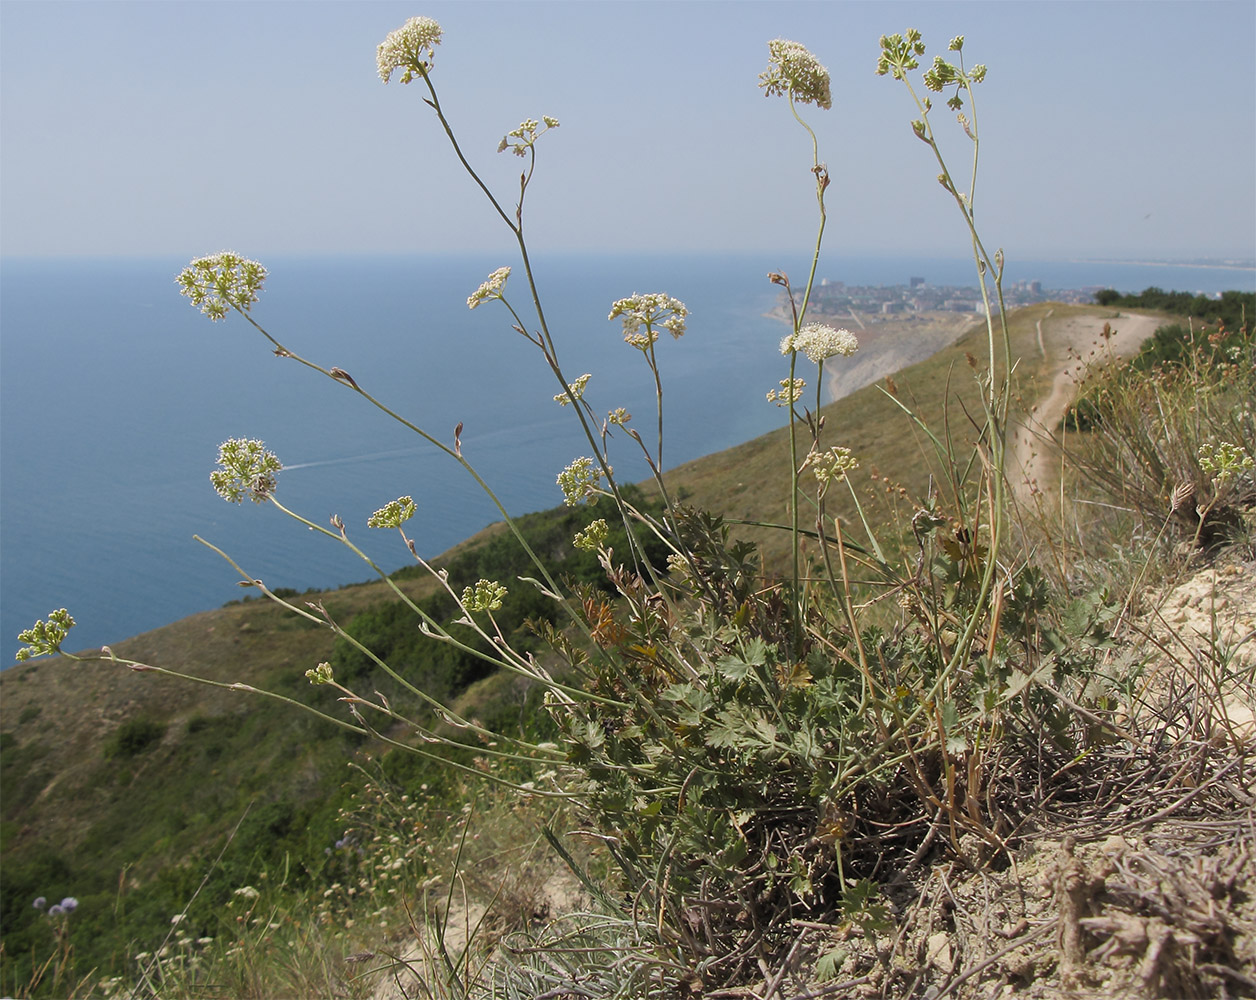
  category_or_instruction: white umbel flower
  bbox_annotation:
[759,39,832,110]
[377,17,443,84]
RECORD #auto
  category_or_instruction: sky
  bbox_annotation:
[2,0,1254,262]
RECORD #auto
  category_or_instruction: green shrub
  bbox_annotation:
[104,717,167,758]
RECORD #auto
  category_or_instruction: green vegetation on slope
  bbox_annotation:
[0,493,660,992]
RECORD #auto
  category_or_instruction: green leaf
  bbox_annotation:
[815,947,847,981]
[941,700,967,753]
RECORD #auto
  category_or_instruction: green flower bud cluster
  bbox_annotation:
[573,519,609,553]
[876,30,925,80]
[305,661,334,685]
[367,496,417,528]
[461,579,507,613]
[16,609,76,661]
[1198,441,1255,484]
[211,439,281,504]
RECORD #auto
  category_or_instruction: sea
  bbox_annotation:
[2,252,1252,662]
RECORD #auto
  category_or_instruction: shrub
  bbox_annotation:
[104,717,167,758]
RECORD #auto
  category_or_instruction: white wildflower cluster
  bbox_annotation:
[367,495,417,528]
[498,116,560,156]
[608,293,688,349]
[782,324,859,363]
[210,438,281,504]
[305,661,335,685]
[377,16,443,84]
[1198,441,1254,484]
[176,251,267,321]
[16,609,76,661]
[759,39,832,110]
[461,579,507,613]
[573,518,609,552]
[608,407,631,426]
[467,266,511,309]
[557,456,606,506]
[809,446,859,488]
[766,378,806,407]
[555,373,592,407]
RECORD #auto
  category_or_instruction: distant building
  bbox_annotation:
[1028,280,1042,294]
[910,276,926,288]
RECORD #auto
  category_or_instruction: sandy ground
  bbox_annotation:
[1008,311,1160,505]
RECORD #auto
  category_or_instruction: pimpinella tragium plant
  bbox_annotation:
[20,19,1131,990]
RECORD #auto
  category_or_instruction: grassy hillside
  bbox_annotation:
[4,299,1253,999]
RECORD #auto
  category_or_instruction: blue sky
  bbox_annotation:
[2,0,1253,261]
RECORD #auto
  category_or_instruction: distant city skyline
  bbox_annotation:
[2,1,1253,262]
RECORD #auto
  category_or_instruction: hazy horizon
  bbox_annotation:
[2,1,1254,263]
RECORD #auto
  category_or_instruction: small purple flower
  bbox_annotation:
[33,896,46,910]
[60,897,79,912]
[48,905,65,916]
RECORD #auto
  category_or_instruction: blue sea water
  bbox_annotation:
[2,252,1251,660]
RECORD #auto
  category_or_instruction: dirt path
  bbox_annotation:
[1008,311,1160,505]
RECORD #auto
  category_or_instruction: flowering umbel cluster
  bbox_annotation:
[1199,441,1255,484]
[211,439,282,504]
[782,324,859,363]
[306,661,335,685]
[759,39,832,110]
[467,267,511,310]
[16,609,76,661]
[766,378,806,407]
[462,579,507,613]
[557,457,606,506]
[176,252,267,321]
[367,496,417,528]
[573,518,609,552]
[608,293,688,349]
[555,374,591,407]
[809,446,859,488]
[377,16,443,84]
[498,116,560,156]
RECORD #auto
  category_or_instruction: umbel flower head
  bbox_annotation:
[176,252,267,321]
[377,16,443,84]
[16,609,76,661]
[555,373,591,407]
[498,116,560,156]
[766,378,806,407]
[211,439,282,504]
[759,39,832,110]
[462,579,508,613]
[467,266,511,309]
[608,293,688,349]
[809,446,859,487]
[367,496,417,528]
[782,324,859,363]
[557,456,606,506]
[573,518,609,552]
[305,661,334,685]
